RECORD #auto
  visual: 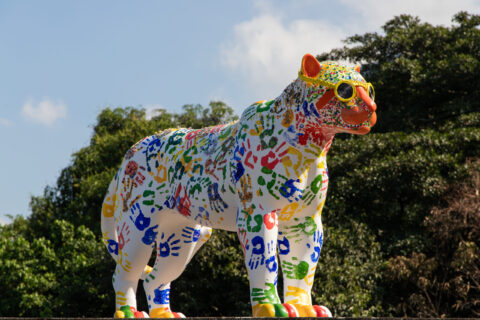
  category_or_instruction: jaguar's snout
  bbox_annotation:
[341,106,371,125]
[340,86,377,130]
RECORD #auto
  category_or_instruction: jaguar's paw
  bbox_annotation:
[150,307,185,318]
[313,305,332,317]
[280,304,332,317]
[114,305,149,318]
[252,303,289,317]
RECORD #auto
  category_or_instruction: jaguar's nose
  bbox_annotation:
[356,86,376,112]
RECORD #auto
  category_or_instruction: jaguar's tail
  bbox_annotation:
[101,173,120,261]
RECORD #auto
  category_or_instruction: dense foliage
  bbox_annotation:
[0,218,113,317]
[1,12,479,317]
[384,161,480,317]
[327,114,480,256]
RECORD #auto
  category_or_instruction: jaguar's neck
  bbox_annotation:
[272,79,336,154]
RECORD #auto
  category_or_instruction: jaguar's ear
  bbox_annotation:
[354,65,361,73]
[301,53,322,78]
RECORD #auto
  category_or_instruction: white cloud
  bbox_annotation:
[341,0,480,29]
[144,104,181,120]
[21,98,67,126]
[0,118,13,127]
[219,0,479,104]
[220,15,346,98]
[0,214,11,225]
[144,104,165,120]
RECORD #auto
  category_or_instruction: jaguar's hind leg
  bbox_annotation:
[112,215,156,318]
[143,211,212,318]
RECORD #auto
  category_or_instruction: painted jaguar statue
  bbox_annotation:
[101,53,377,318]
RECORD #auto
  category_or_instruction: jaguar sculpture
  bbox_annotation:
[101,53,377,318]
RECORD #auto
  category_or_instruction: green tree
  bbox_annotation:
[313,223,384,316]
[170,230,250,316]
[384,161,480,317]
[0,218,113,317]
[318,12,480,132]
[325,114,480,256]
[173,101,238,129]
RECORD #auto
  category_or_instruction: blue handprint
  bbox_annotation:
[181,226,201,243]
[265,255,277,272]
[158,232,181,258]
[208,182,229,212]
[142,224,158,247]
[153,287,170,305]
[107,239,119,255]
[277,232,290,255]
[248,236,265,270]
[130,203,151,231]
[310,230,323,263]
[279,178,303,202]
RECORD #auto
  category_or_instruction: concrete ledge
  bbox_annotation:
[0,317,480,320]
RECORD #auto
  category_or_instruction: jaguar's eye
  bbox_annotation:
[336,82,354,100]
[368,84,375,101]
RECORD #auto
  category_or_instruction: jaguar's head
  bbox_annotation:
[298,53,377,135]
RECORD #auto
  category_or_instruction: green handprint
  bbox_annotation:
[247,214,263,233]
[256,99,275,113]
[282,259,309,280]
[259,114,278,150]
[251,282,281,304]
[284,216,317,242]
[257,167,288,199]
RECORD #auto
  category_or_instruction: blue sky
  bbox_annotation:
[1,0,479,224]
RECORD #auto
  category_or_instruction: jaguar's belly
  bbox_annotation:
[163,179,240,232]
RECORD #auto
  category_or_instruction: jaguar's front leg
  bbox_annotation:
[278,214,331,317]
[237,208,288,317]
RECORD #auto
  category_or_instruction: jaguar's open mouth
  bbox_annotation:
[340,109,377,134]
